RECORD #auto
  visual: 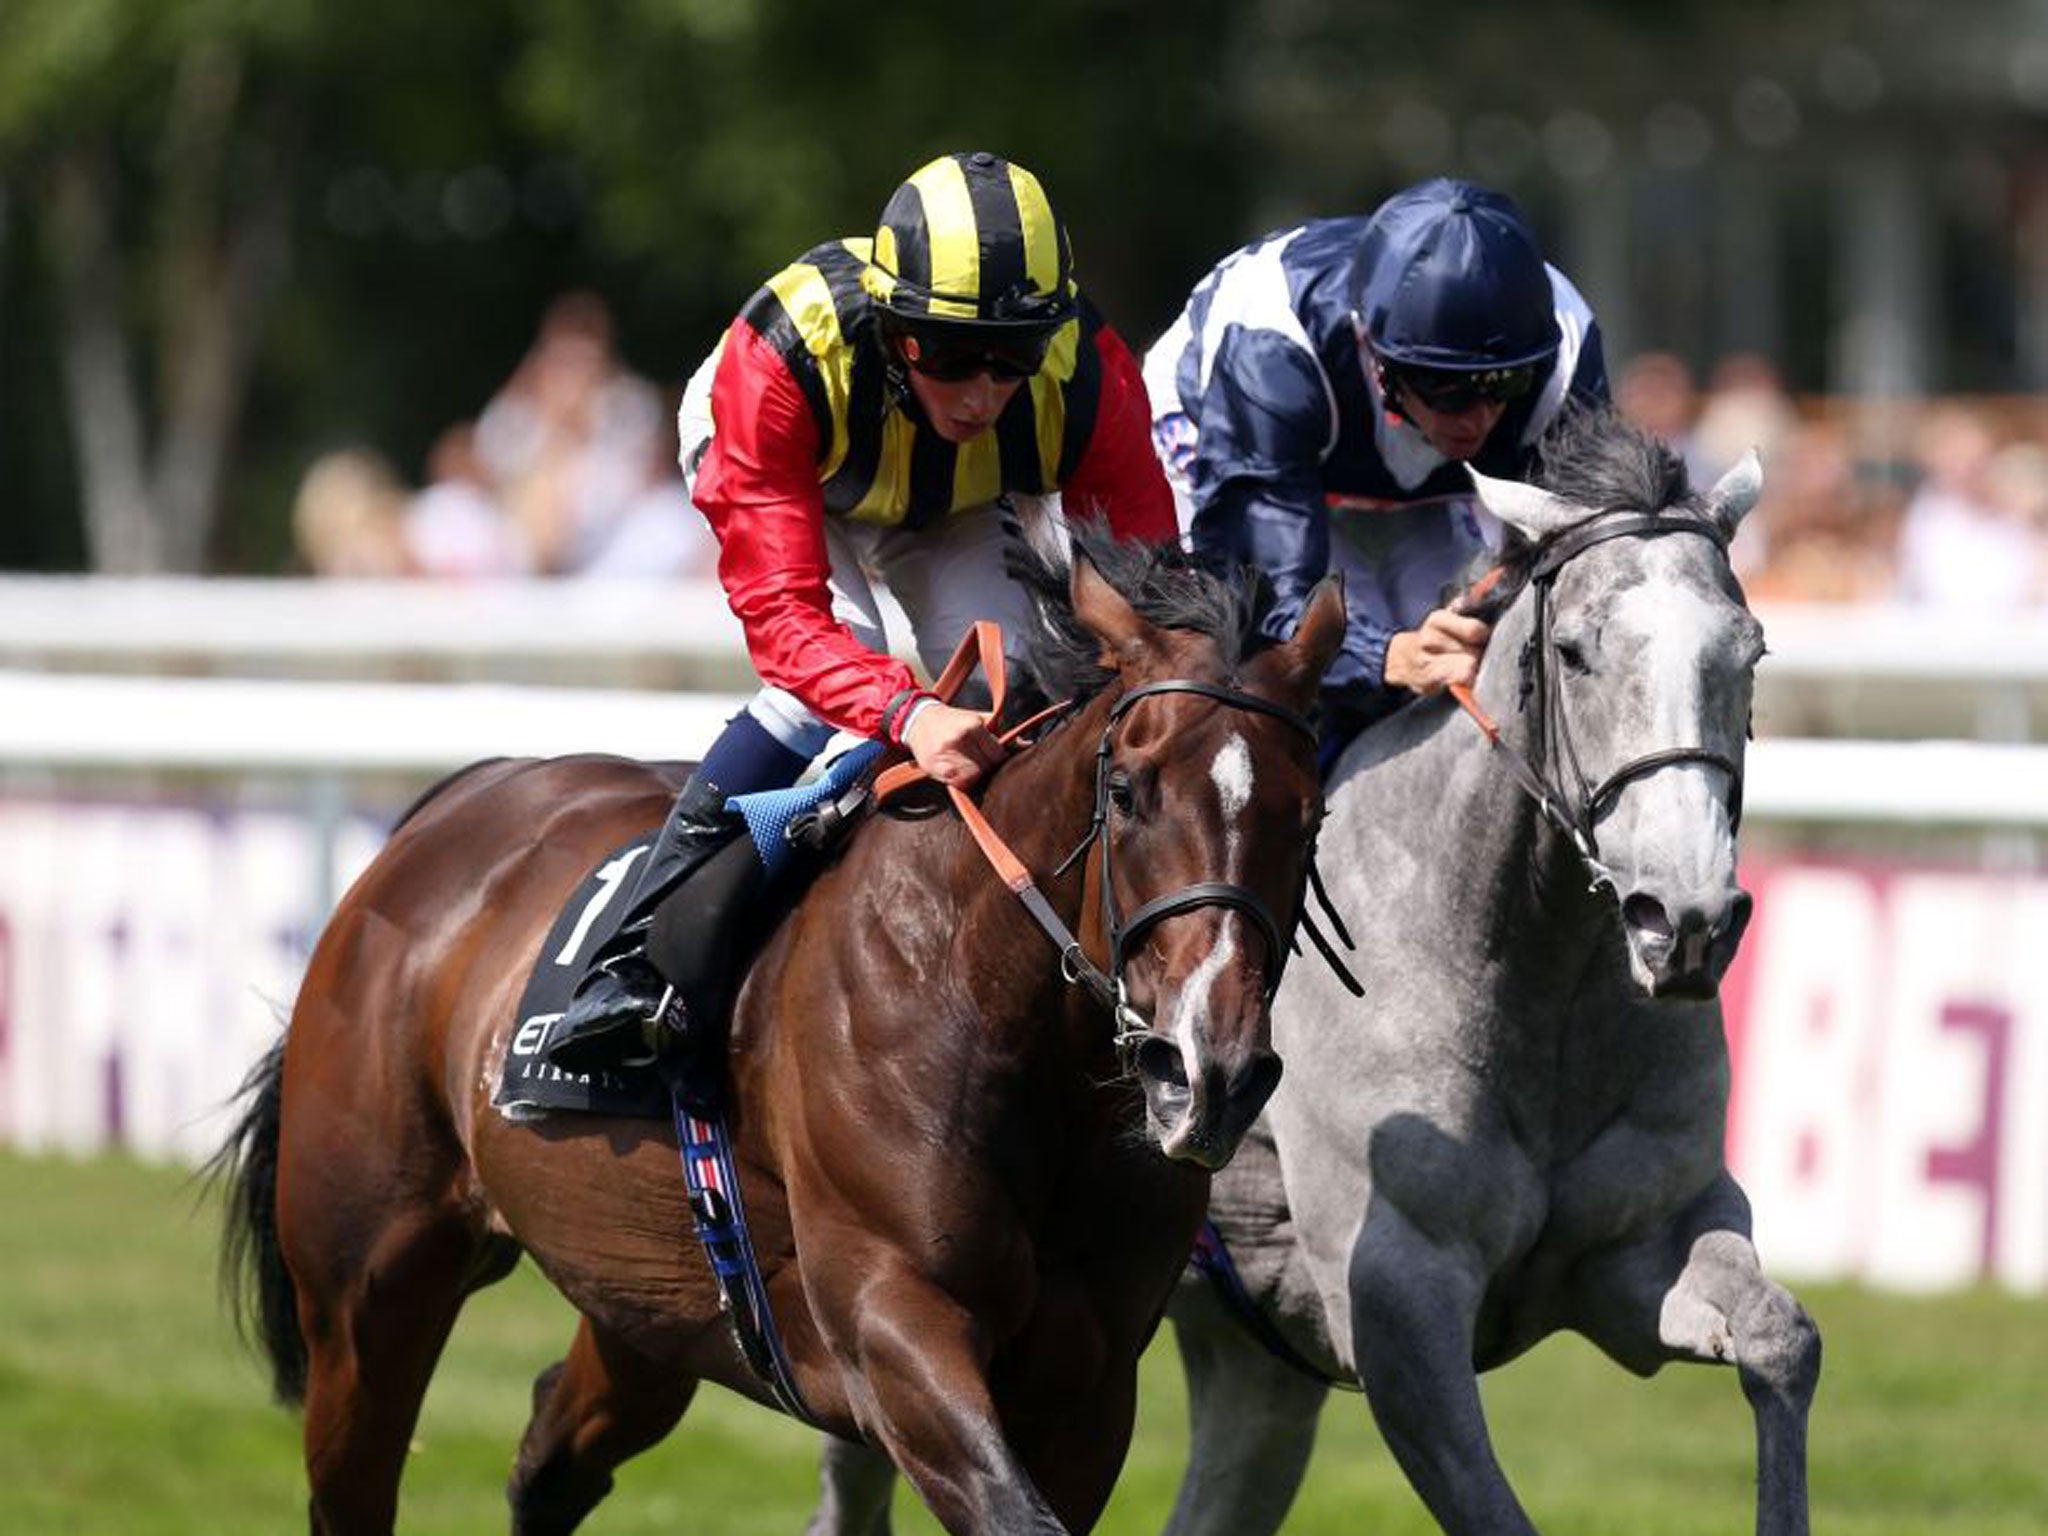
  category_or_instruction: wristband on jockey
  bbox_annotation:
[882,687,943,745]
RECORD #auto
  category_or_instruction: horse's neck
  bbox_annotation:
[937,704,1107,1035]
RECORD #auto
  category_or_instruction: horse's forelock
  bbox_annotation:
[1458,407,1710,625]
[1532,406,1697,519]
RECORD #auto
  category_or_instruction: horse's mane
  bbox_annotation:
[1461,406,1704,623]
[1534,404,1696,518]
[1003,516,1274,710]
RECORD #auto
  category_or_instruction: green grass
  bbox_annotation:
[1,1152,2043,1534]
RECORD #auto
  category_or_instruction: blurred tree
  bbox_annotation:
[511,0,1251,341]
[0,1,606,573]
[0,1,317,572]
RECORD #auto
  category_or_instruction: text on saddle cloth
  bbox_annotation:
[494,832,671,1122]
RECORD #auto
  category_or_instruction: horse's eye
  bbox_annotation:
[1554,637,1590,674]
[1107,770,1137,816]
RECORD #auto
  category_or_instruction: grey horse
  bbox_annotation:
[802,411,1820,1535]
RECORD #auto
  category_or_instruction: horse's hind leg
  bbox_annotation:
[289,1201,502,1535]
[1161,1277,1329,1536]
[509,1318,697,1536]
[803,1436,897,1536]
[1572,1172,1821,1536]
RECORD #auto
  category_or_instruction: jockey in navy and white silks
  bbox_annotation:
[1145,178,1610,759]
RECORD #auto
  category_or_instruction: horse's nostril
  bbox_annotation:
[1622,894,1673,941]
[1133,1034,1187,1090]
[1726,890,1754,942]
[1239,1050,1283,1109]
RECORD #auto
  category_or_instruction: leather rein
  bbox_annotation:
[1448,510,1744,888]
[874,622,1323,1050]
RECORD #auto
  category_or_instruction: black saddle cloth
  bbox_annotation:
[493,834,673,1122]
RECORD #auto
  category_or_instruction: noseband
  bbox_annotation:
[1466,511,1745,884]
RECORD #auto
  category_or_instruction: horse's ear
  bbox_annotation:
[1269,573,1347,705]
[1468,467,1582,543]
[1704,449,1763,536]
[1070,546,1154,668]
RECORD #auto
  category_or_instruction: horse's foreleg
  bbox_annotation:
[820,1258,1067,1536]
[508,1318,698,1536]
[1571,1174,1820,1536]
[802,1435,896,1536]
[1160,1275,1329,1536]
[1348,1205,1540,1536]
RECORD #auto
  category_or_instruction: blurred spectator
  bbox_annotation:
[1744,422,1897,603]
[1694,353,1798,479]
[400,422,532,578]
[476,291,668,574]
[1892,404,2046,608]
[1694,353,1799,581]
[292,449,411,577]
[1615,350,1707,481]
[1985,440,2048,558]
[575,389,718,579]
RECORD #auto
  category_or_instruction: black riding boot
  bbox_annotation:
[545,773,745,1074]
[644,834,770,1113]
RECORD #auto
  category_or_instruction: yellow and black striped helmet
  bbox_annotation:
[864,151,1076,334]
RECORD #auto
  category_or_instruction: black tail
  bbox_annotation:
[203,1034,307,1405]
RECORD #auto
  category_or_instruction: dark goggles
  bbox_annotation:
[1387,361,1539,413]
[897,326,1052,383]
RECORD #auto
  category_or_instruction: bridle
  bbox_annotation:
[1454,510,1746,888]
[872,622,1323,1059]
[1051,680,1321,1037]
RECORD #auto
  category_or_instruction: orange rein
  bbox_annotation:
[871,621,1072,896]
[1447,563,1507,746]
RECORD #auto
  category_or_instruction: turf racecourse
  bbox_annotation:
[3,1152,2042,1534]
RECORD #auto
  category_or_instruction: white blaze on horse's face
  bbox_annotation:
[1211,733,1254,864]
[1163,928,1238,1160]
[1143,733,1247,1146]
[1155,732,1259,1160]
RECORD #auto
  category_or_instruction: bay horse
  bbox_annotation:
[805,412,1821,1535]
[215,529,1344,1536]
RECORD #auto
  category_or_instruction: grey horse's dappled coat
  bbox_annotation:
[1159,410,1817,1536]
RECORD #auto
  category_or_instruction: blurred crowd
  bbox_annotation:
[291,294,2048,610]
[291,292,716,581]
[1614,350,2048,608]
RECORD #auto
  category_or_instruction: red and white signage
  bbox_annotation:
[1722,858,2048,1292]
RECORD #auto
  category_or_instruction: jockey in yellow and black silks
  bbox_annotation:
[545,151,1174,1083]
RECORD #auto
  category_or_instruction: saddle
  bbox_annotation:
[491,750,882,1124]
[491,625,1021,1124]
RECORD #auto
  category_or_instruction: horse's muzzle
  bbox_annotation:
[1135,1033,1283,1170]
[1623,888,1753,999]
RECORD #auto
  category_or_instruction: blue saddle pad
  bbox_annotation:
[727,740,884,875]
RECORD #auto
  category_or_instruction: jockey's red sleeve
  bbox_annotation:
[1060,326,1179,543]
[692,321,918,739]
